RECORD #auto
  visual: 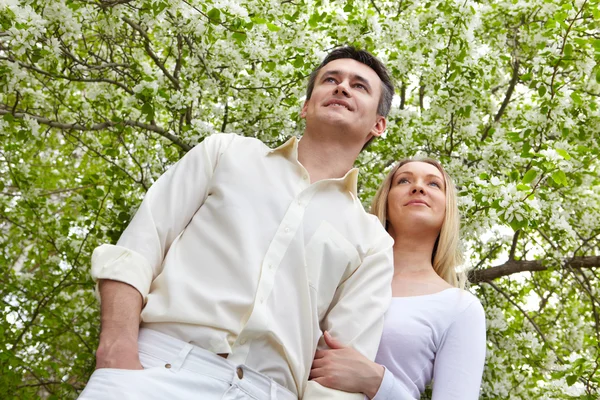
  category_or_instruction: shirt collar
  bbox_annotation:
[268,136,359,197]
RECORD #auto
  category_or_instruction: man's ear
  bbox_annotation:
[366,115,387,142]
[372,115,387,137]
[300,101,308,119]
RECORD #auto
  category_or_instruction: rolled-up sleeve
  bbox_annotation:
[91,133,236,301]
[303,228,394,399]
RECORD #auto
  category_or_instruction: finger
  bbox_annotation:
[312,376,335,389]
[309,366,325,380]
[311,358,327,369]
[324,330,345,349]
[314,349,327,359]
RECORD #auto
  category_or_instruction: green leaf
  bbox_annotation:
[551,170,568,186]
[293,56,303,68]
[596,69,600,84]
[141,102,155,122]
[564,43,573,57]
[266,23,280,32]
[570,91,582,105]
[566,375,577,386]
[232,32,247,43]
[207,8,221,23]
[555,148,571,160]
[538,85,547,97]
[522,169,537,184]
[308,13,320,27]
[520,72,532,81]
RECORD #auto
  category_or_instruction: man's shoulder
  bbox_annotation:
[351,199,387,233]
[201,132,261,146]
[194,133,270,155]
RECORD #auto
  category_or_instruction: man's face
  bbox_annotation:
[301,58,386,144]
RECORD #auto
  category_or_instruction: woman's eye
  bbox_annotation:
[429,182,441,188]
[398,178,409,184]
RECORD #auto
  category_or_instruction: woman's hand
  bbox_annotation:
[310,331,385,398]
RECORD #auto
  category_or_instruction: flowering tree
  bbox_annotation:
[1,0,599,398]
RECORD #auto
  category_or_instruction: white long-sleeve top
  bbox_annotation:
[91,133,394,399]
[372,288,486,400]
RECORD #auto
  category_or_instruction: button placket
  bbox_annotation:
[229,186,317,366]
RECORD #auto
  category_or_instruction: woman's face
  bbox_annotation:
[386,161,447,236]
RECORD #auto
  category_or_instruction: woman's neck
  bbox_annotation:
[390,230,438,276]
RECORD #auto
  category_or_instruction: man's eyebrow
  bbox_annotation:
[320,70,373,91]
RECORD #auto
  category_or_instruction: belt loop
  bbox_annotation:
[270,378,278,399]
[169,343,194,372]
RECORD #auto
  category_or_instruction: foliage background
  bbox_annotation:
[1,0,599,398]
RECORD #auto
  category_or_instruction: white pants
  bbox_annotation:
[79,328,297,400]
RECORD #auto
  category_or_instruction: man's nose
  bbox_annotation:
[333,81,351,97]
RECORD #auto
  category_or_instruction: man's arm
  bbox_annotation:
[95,280,143,369]
[304,224,394,399]
[91,134,237,368]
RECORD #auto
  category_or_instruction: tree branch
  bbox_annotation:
[122,17,181,90]
[509,229,520,261]
[481,59,520,141]
[486,281,565,364]
[0,108,191,151]
[469,256,600,283]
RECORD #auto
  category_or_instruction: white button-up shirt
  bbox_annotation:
[91,133,394,399]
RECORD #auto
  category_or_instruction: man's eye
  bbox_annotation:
[324,77,336,83]
[354,84,366,90]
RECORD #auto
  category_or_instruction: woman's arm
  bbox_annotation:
[310,332,416,400]
[310,331,384,398]
[431,299,487,400]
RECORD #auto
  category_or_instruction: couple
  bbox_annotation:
[80,47,485,399]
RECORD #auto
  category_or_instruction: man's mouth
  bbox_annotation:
[325,100,352,111]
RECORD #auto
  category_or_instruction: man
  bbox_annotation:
[80,47,395,399]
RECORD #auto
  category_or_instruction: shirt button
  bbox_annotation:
[303,174,309,181]
[240,338,247,345]
[269,264,274,270]
[260,296,265,303]
[284,227,290,233]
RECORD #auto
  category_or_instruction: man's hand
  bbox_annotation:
[95,334,143,370]
[310,331,385,398]
[95,280,144,370]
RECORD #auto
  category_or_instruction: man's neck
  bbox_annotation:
[297,130,363,183]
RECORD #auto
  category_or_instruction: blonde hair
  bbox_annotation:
[371,157,466,288]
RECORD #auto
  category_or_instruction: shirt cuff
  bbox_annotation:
[371,367,415,400]
[91,244,153,302]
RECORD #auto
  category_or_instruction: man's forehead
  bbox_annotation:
[317,58,381,83]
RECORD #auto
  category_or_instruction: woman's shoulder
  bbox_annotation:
[435,289,486,335]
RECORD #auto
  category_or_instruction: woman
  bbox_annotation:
[310,158,486,399]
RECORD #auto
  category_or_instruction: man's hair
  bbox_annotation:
[306,46,395,117]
